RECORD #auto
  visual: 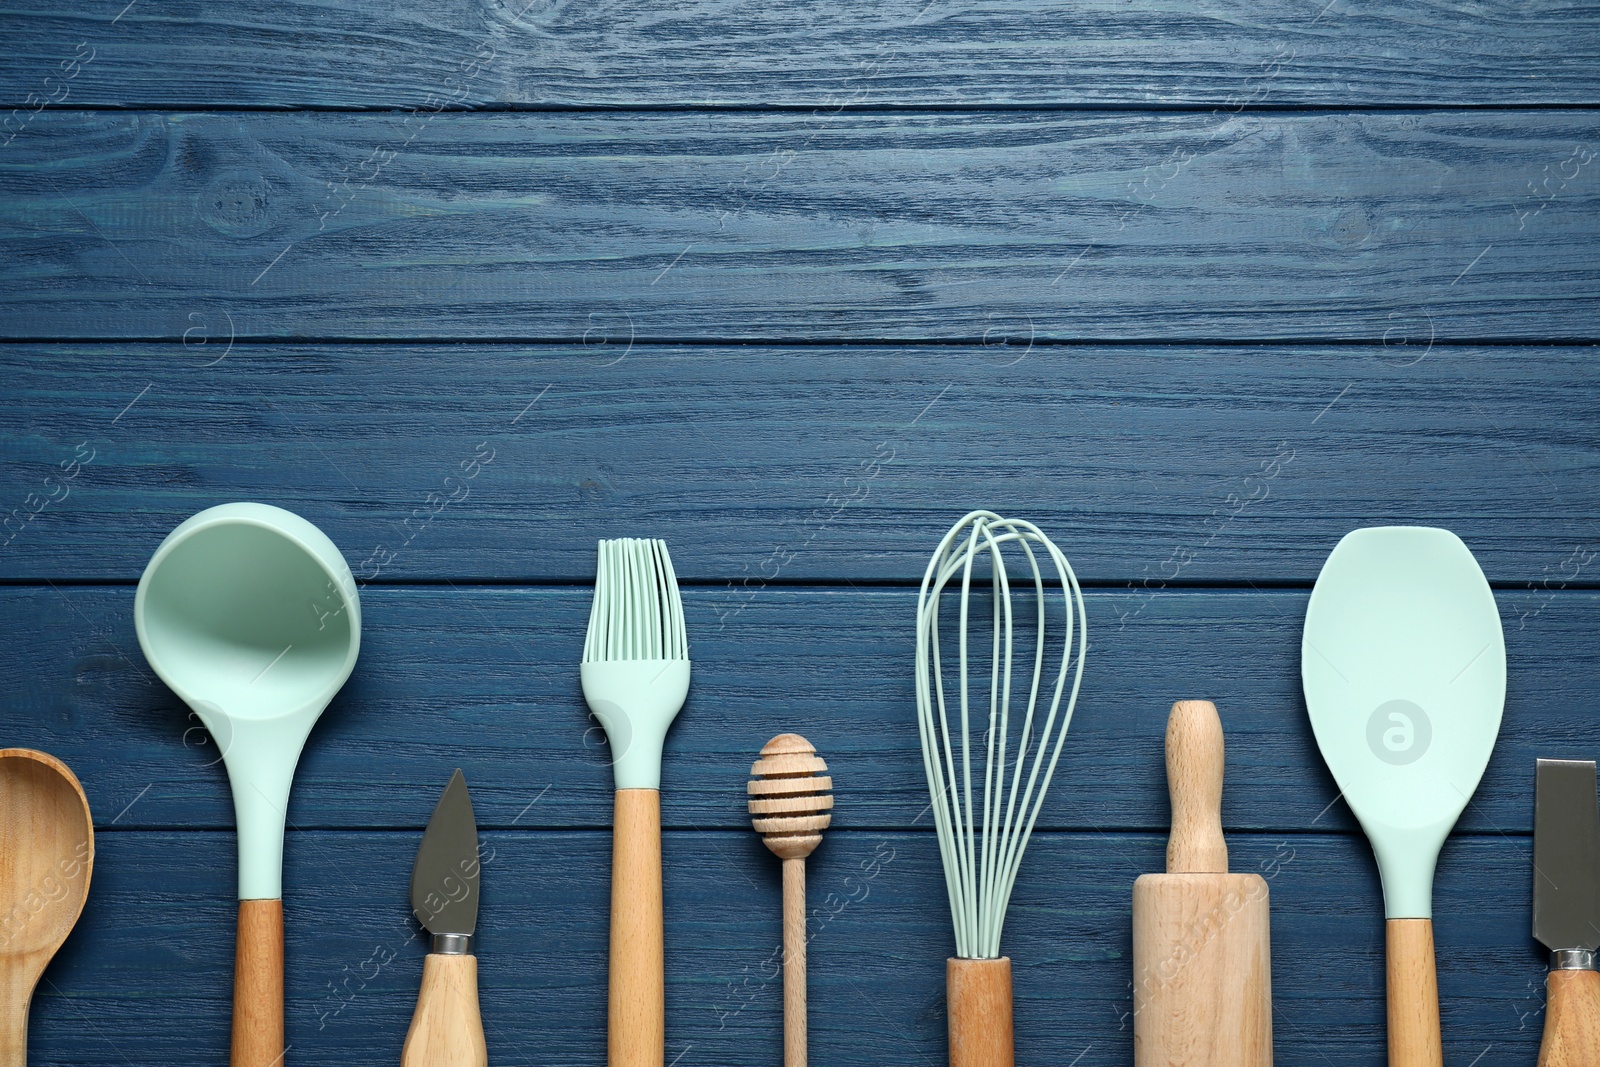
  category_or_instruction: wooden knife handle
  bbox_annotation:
[401,954,487,1067]
[947,957,1014,1067]
[1538,968,1600,1067]
[611,788,664,1067]
[1385,919,1443,1067]
[232,899,284,1067]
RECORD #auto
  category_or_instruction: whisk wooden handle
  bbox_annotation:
[1165,700,1229,875]
[948,957,1014,1067]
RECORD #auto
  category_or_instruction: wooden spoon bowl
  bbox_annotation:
[0,749,94,1063]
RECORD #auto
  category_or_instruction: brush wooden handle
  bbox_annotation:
[1166,699,1228,875]
[1386,919,1443,1067]
[401,954,487,1067]
[1539,968,1600,1067]
[783,858,807,1067]
[947,957,1014,1067]
[611,788,664,1067]
[232,899,284,1067]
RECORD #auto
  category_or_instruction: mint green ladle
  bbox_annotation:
[135,502,360,1066]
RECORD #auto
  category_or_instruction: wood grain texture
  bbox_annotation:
[232,898,285,1067]
[1164,700,1228,875]
[748,734,830,1067]
[1134,700,1270,1067]
[1,584,1594,835]
[1132,874,1272,1067]
[0,750,92,1067]
[400,954,487,1067]
[610,788,664,1067]
[1539,968,1600,1067]
[4,343,1599,584]
[1386,918,1443,1067]
[782,858,806,1067]
[2,1,1599,108]
[947,957,1013,1067]
[5,828,1553,1065]
[1,112,1597,342]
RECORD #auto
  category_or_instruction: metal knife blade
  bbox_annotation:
[1533,758,1600,953]
[410,768,480,939]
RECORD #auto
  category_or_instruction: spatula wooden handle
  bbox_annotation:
[232,899,284,1067]
[401,954,487,1067]
[947,957,1014,1067]
[611,788,664,1067]
[1385,919,1443,1067]
[1539,968,1600,1067]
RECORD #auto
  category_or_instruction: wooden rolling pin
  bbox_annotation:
[1132,700,1272,1067]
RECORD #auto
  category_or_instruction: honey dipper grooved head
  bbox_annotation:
[748,733,833,860]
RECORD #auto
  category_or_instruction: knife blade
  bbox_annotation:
[410,768,480,948]
[1534,759,1600,956]
[1532,758,1600,1067]
[403,769,487,1067]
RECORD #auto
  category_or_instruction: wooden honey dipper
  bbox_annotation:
[748,733,834,1067]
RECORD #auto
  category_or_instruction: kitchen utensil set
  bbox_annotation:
[914,510,1087,1067]
[3,504,1589,1065]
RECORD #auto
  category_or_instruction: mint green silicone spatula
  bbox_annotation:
[1302,526,1504,1067]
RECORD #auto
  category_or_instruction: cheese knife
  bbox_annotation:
[1533,758,1600,1067]
[402,769,487,1067]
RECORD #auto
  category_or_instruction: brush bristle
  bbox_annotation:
[583,538,688,662]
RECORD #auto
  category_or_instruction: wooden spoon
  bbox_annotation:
[0,749,94,1065]
[748,734,833,1067]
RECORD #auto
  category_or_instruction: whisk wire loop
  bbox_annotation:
[915,510,1087,959]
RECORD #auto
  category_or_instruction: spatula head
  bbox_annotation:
[1302,526,1505,918]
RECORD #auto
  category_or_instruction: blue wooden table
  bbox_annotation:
[2,2,1598,1063]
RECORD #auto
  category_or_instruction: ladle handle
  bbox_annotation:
[1386,918,1443,1067]
[232,899,284,1067]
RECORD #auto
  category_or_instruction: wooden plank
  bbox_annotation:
[2,1,1599,108]
[24,828,1543,1065]
[2,585,1590,834]
[2,111,1597,341]
[4,343,1598,583]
